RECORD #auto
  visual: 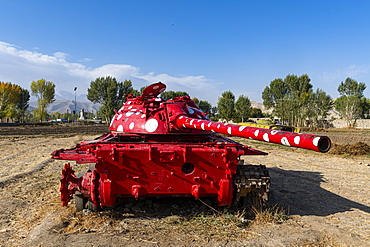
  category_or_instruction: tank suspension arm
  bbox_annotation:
[174,116,331,153]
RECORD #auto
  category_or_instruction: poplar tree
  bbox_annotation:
[334,77,367,127]
[30,79,55,122]
[234,95,251,122]
[217,91,235,121]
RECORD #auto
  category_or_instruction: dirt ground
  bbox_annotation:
[0,126,369,246]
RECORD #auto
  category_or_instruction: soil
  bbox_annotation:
[0,126,369,246]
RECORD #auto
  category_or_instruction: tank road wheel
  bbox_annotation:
[233,164,271,209]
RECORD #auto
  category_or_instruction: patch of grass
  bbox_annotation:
[251,203,289,225]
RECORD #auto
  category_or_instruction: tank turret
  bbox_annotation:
[52,82,331,211]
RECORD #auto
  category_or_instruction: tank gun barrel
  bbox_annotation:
[174,116,331,153]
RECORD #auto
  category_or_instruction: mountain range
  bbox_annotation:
[28,100,101,114]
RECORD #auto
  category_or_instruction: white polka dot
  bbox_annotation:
[117,114,123,120]
[128,106,133,109]
[145,119,159,133]
[129,122,135,130]
[190,119,194,125]
[117,125,124,132]
[141,114,146,118]
[179,116,184,119]
[126,112,134,117]
[313,137,320,147]
[254,130,259,137]
[217,124,221,129]
[270,130,278,135]
[227,127,232,135]
[263,133,269,142]
[294,136,300,145]
[281,137,290,146]
[239,126,246,131]
[159,88,165,93]
[208,122,212,127]
[153,85,159,89]
[201,123,205,130]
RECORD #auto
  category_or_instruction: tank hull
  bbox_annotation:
[54,133,269,209]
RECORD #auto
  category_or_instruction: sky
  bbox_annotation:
[1,0,370,105]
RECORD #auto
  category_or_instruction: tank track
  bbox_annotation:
[234,162,271,207]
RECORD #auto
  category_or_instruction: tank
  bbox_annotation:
[51,82,331,211]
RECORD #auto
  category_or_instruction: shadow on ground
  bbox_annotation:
[268,167,370,216]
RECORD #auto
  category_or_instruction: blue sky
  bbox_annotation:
[1,0,370,104]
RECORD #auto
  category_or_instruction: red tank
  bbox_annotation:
[51,82,331,211]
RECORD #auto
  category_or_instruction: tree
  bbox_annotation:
[217,91,235,121]
[30,79,55,122]
[191,97,200,105]
[262,74,314,126]
[250,107,263,118]
[361,98,370,119]
[16,88,30,123]
[234,95,251,122]
[198,100,212,114]
[0,82,22,122]
[306,89,332,127]
[338,77,366,97]
[262,78,288,123]
[161,90,189,100]
[334,77,367,127]
[87,77,135,122]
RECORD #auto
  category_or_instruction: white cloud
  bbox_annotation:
[78,57,93,63]
[0,41,221,104]
[343,64,370,78]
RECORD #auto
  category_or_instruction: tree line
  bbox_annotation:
[1,74,369,127]
[260,74,369,127]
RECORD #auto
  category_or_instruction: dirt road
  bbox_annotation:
[0,128,369,246]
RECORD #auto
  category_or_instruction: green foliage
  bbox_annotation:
[361,98,370,119]
[87,77,135,122]
[217,91,235,121]
[251,107,264,118]
[234,95,251,122]
[306,89,333,127]
[30,78,56,122]
[16,88,30,122]
[161,90,189,100]
[262,74,330,127]
[338,77,366,97]
[334,77,367,126]
[0,82,22,121]
[198,100,212,114]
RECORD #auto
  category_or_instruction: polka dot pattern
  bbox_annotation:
[174,116,330,153]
